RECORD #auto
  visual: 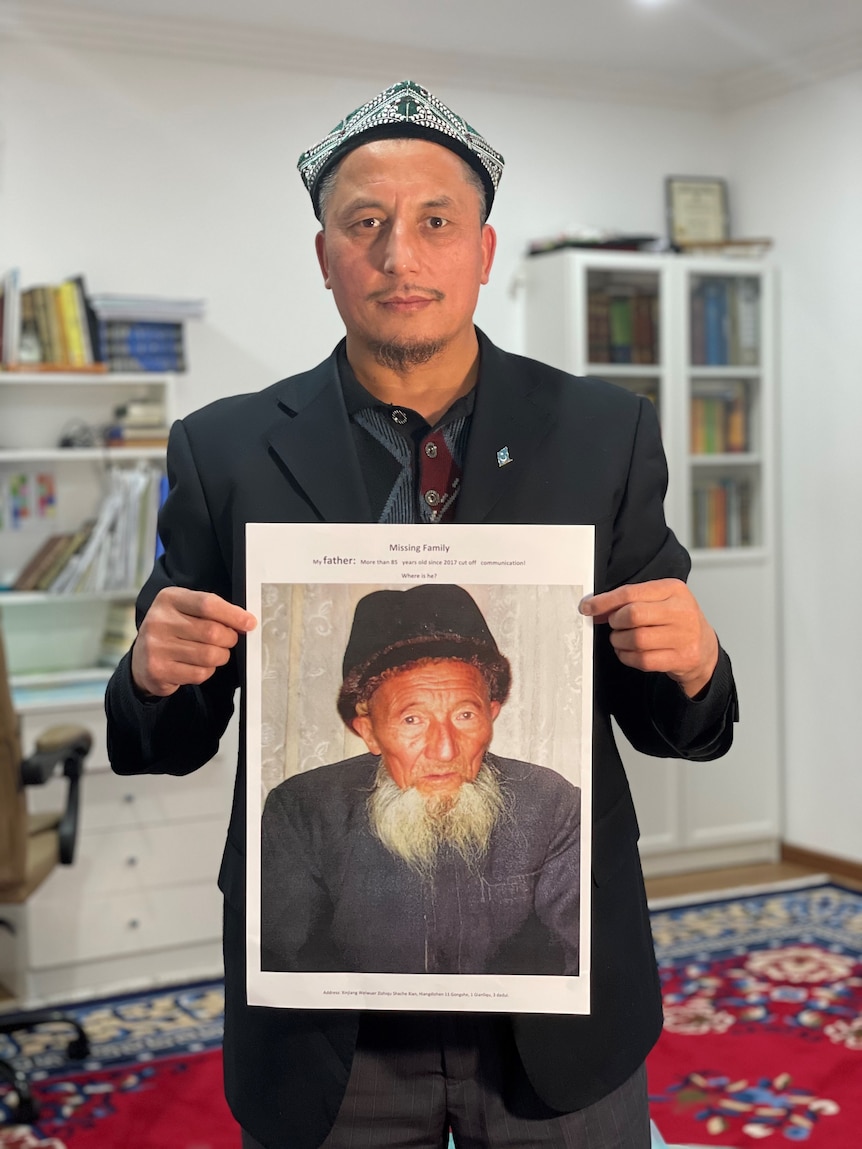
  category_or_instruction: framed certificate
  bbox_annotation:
[665,176,730,246]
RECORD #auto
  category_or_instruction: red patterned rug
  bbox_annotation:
[647,880,862,1147]
[2,881,860,1147]
[0,980,233,1147]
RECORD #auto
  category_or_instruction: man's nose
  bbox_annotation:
[427,720,457,762]
[382,220,419,276]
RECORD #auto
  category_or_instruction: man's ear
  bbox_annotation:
[490,700,501,721]
[314,229,332,290]
[351,714,381,755]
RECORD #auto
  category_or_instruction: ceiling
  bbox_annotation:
[2,0,861,110]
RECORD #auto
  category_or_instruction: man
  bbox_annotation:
[261,583,581,977]
[106,80,737,1149]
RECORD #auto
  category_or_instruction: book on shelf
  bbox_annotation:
[2,273,98,370]
[690,380,749,454]
[11,466,162,595]
[1,267,22,366]
[98,320,186,372]
[12,533,74,591]
[587,284,658,365]
[691,277,760,367]
[692,478,753,549]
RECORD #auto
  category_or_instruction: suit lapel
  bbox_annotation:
[265,352,372,523]
[264,334,554,526]
[457,333,555,524]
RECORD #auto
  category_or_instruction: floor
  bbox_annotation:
[643,859,846,901]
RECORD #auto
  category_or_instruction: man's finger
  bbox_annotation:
[604,600,683,632]
[164,587,257,633]
[579,579,684,622]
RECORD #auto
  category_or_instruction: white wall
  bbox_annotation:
[0,39,729,418]
[727,71,862,863]
[21,38,862,859]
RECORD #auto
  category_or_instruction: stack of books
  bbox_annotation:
[690,278,760,367]
[588,286,660,365]
[692,478,753,549]
[11,464,162,593]
[1,270,100,369]
[1,269,205,372]
[104,396,170,448]
[690,381,749,454]
[89,293,205,373]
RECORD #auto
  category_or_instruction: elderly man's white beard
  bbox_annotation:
[367,758,507,876]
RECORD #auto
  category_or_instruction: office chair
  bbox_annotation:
[0,617,91,1123]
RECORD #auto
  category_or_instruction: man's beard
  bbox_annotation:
[367,757,508,876]
[368,337,447,373]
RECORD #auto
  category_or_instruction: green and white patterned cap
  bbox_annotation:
[297,80,504,220]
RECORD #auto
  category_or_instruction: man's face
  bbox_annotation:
[314,139,496,358]
[352,660,500,797]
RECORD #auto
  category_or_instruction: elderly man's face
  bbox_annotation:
[352,660,500,797]
[314,138,496,359]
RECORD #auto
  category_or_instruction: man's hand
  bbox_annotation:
[579,578,719,698]
[131,587,257,698]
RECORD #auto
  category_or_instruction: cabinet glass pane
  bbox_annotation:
[689,377,758,455]
[691,465,760,550]
[586,269,660,366]
[689,274,760,367]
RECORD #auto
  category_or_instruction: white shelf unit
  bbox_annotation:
[0,368,235,1006]
[0,370,173,682]
[522,250,781,876]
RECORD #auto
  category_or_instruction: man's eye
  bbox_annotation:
[427,217,447,229]
[456,710,476,721]
[357,217,381,229]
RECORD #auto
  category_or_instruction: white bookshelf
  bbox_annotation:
[521,249,781,876]
[0,367,236,1007]
[0,370,172,684]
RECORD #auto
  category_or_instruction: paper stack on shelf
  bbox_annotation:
[104,395,170,448]
[87,295,205,321]
[48,464,162,593]
[99,600,138,666]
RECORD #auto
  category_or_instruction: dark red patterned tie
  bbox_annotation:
[418,430,461,523]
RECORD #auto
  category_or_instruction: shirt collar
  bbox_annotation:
[336,339,477,428]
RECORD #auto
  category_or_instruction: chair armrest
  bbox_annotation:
[21,724,92,785]
[21,723,91,865]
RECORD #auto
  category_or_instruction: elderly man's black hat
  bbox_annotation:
[337,584,511,725]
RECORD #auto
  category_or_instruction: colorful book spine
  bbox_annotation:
[702,280,729,366]
[97,320,186,372]
[608,294,633,363]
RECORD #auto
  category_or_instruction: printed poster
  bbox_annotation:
[246,523,593,1014]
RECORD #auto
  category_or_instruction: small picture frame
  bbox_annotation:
[665,176,730,247]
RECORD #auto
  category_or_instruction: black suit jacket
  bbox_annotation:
[106,331,737,1149]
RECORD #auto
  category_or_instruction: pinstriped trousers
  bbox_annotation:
[240,1013,650,1149]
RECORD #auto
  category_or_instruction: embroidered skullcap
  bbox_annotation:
[297,80,504,220]
[337,584,511,726]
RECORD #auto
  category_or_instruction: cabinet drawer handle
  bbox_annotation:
[127,919,140,930]
[125,856,138,867]
[123,794,135,804]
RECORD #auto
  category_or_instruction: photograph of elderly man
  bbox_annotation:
[261,583,581,977]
